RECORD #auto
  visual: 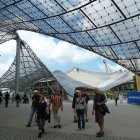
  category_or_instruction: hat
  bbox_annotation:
[33,90,38,93]
[75,90,81,93]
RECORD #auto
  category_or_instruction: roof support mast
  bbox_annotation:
[15,33,21,95]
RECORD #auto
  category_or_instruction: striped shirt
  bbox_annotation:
[51,95,62,109]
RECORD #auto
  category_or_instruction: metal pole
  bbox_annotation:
[15,35,21,95]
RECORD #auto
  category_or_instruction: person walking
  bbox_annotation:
[37,95,49,138]
[75,90,86,130]
[119,93,123,104]
[114,93,119,106]
[50,90,63,128]
[15,93,21,107]
[26,90,40,127]
[72,90,78,123]
[5,92,10,108]
[82,89,90,122]
[92,88,107,137]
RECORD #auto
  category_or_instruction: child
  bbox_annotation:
[37,95,49,138]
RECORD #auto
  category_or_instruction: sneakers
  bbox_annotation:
[38,132,42,138]
[96,131,104,137]
[38,129,45,138]
[53,125,57,128]
[25,124,31,127]
[77,128,85,131]
[53,125,61,128]
[58,125,61,128]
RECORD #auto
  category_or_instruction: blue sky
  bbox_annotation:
[0,30,125,76]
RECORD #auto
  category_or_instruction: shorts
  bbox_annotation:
[95,109,104,123]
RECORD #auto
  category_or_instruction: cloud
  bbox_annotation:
[18,30,98,65]
[0,40,16,56]
[0,40,16,76]
[0,30,99,76]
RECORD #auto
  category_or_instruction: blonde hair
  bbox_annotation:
[75,90,81,93]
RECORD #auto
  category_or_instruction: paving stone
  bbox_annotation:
[0,101,140,140]
[0,127,140,140]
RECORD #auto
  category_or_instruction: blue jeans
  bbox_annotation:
[76,109,85,129]
[28,106,36,125]
[39,118,46,130]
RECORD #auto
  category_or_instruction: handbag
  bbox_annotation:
[99,104,110,115]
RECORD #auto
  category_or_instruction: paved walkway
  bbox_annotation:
[0,99,140,140]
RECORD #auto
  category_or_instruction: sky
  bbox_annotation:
[0,30,125,77]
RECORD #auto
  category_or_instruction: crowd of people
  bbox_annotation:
[0,88,112,138]
[24,88,109,138]
[72,88,109,137]
[25,89,63,138]
[0,91,29,108]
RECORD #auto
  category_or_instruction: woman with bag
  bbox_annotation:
[75,90,86,130]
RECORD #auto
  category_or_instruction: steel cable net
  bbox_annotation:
[0,40,54,91]
[0,0,140,74]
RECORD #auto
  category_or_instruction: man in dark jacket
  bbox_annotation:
[15,93,21,107]
[5,92,10,108]
[72,90,79,123]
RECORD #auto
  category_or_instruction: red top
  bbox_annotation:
[51,95,62,109]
